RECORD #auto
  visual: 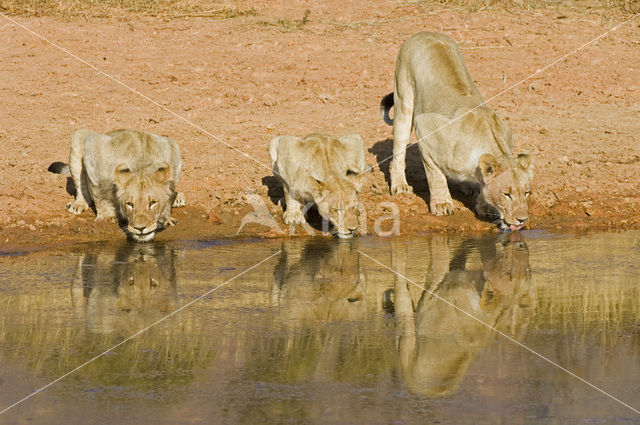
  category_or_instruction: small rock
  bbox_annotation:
[262,95,278,107]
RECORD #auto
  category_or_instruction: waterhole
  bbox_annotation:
[0,232,639,423]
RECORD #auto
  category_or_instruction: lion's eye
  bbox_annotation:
[503,193,512,200]
[126,202,134,209]
[149,200,157,208]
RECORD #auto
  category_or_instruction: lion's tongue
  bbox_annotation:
[509,224,523,232]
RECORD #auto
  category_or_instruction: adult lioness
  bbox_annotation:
[49,129,185,242]
[381,32,533,231]
[269,133,369,238]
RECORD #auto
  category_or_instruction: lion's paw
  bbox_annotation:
[430,201,454,216]
[283,210,306,225]
[163,216,178,227]
[95,212,116,222]
[66,199,89,215]
[173,192,186,208]
[390,181,413,195]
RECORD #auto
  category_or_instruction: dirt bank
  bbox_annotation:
[1,1,639,252]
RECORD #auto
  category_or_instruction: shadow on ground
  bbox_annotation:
[369,138,485,220]
[261,175,335,234]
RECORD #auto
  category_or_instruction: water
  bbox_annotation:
[1,232,639,424]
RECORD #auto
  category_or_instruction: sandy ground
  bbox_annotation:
[1,1,639,252]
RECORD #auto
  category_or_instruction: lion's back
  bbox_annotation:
[82,130,181,184]
[274,133,353,187]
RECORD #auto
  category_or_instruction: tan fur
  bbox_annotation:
[391,234,533,397]
[269,133,369,238]
[383,32,533,230]
[64,129,185,242]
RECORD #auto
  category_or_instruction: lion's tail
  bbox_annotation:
[48,162,70,175]
[380,92,394,126]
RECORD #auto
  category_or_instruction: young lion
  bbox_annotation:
[381,32,533,231]
[49,129,185,242]
[269,133,369,238]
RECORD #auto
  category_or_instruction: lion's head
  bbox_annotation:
[114,162,174,242]
[309,174,361,239]
[477,153,533,232]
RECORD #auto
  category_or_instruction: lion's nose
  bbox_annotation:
[515,217,528,224]
[134,225,146,233]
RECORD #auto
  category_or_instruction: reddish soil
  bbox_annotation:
[1,1,639,253]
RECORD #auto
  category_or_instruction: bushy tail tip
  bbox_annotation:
[48,162,70,175]
[380,92,395,126]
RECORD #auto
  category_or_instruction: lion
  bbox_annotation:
[381,32,533,231]
[48,129,186,242]
[268,133,369,238]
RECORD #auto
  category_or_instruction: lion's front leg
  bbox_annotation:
[161,215,178,227]
[282,193,307,225]
[160,201,177,228]
[420,152,454,216]
[94,198,117,222]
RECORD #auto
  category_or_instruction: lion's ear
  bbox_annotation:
[154,162,171,184]
[478,154,503,180]
[115,163,132,186]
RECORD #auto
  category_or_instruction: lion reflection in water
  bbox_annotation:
[387,234,533,397]
[71,242,181,334]
[270,239,366,324]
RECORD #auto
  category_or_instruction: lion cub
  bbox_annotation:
[49,129,185,242]
[269,133,369,238]
[381,32,533,231]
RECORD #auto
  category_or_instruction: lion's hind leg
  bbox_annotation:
[66,129,98,215]
[172,192,186,208]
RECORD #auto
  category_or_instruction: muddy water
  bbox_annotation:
[0,232,639,424]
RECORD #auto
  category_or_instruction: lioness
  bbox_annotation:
[269,133,369,238]
[381,32,533,231]
[49,129,185,242]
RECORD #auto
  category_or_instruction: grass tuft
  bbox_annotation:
[0,0,257,19]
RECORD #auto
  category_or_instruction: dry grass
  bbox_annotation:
[408,0,640,12]
[1,0,637,19]
[0,0,257,19]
